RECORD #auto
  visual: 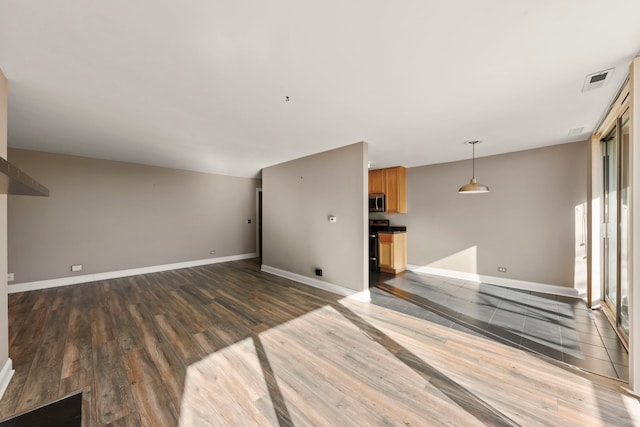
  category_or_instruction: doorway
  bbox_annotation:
[256,188,262,258]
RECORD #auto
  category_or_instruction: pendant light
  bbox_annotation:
[458,140,490,194]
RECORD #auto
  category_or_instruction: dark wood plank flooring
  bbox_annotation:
[0,259,639,426]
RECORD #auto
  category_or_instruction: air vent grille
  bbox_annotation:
[582,68,614,92]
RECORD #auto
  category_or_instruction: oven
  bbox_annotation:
[369,219,390,272]
[369,232,378,272]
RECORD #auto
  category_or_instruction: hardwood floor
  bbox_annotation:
[1,259,639,426]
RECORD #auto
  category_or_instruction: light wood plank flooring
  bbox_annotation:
[1,259,639,426]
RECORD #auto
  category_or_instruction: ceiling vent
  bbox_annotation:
[582,68,614,92]
[568,127,584,136]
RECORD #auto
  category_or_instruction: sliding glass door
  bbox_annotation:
[601,107,630,344]
[619,109,630,337]
[602,126,617,313]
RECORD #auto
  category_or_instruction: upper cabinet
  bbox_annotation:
[368,169,386,194]
[368,166,407,213]
[385,166,407,213]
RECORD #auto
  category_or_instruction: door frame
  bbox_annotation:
[256,188,262,257]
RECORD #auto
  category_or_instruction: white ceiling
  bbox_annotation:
[1,1,640,178]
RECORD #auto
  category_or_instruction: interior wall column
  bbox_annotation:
[0,69,13,400]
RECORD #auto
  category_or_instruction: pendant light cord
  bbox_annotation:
[472,141,475,179]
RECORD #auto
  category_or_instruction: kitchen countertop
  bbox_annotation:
[378,227,406,234]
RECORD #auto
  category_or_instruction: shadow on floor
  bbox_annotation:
[369,270,629,381]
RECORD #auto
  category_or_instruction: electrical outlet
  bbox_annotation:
[315,268,323,276]
[247,219,251,224]
[497,267,507,273]
[71,264,83,272]
[210,250,216,255]
[7,273,14,282]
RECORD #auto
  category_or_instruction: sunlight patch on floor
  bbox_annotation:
[179,336,277,426]
[178,304,482,426]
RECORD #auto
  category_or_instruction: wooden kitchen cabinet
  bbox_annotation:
[384,166,406,213]
[378,232,407,274]
[368,169,386,194]
[368,166,407,213]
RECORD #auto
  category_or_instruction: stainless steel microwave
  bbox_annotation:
[369,193,385,212]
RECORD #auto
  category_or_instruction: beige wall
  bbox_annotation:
[262,142,368,292]
[379,141,587,288]
[8,149,260,284]
[0,70,9,376]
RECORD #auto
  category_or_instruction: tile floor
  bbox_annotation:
[369,270,629,381]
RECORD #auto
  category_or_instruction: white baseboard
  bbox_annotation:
[0,358,14,400]
[260,265,371,302]
[8,253,258,294]
[406,265,584,299]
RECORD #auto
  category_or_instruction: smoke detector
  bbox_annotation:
[582,68,614,92]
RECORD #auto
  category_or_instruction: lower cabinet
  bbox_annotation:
[378,232,407,274]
